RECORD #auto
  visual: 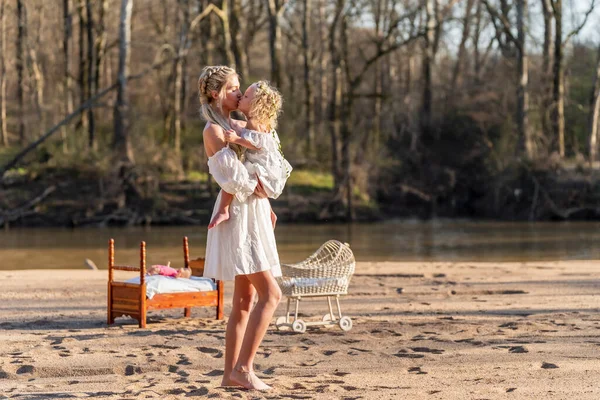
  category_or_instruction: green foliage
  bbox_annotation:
[287,170,334,195]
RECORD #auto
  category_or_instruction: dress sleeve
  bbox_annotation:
[207,146,257,202]
[240,129,272,149]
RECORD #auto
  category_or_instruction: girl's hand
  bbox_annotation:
[270,209,277,229]
[223,129,240,143]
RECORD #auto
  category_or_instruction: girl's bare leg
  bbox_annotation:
[221,275,256,387]
[209,191,234,229]
[230,270,282,390]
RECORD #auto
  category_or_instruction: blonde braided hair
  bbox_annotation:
[248,81,283,132]
[197,65,238,132]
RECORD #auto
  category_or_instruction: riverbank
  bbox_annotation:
[1,260,599,399]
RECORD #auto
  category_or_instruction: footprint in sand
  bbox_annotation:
[177,355,192,365]
[509,346,528,353]
[408,367,428,375]
[204,369,224,377]
[323,350,338,356]
[394,350,424,359]
[410,347,444,355]
[262,366,276,375]
[197,346,223,358]
[16,365,35,374]
[333,371,350,377]
[541,362,559,369]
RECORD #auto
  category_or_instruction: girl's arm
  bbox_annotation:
[223,129,261,151]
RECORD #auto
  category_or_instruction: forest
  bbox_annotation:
[1,0,600,227]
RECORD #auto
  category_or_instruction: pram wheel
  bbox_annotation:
[339,316,352,331]
[292,319,307,333]
[322,313,334,322]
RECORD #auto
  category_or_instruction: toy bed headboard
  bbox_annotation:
[183,236,206,277]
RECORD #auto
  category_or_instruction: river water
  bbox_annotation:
[1,220,599,270]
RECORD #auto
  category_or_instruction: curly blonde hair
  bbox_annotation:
[197,65,238,131]
[248,81,283,132]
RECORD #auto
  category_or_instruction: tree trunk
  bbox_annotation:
[588,44,600,164]
[95,0,107,101]
[86,0,96,149]
[552,0,565,157]
[0,0,8,147]
[266,0,284,88]
[17,0,26,145]
[473,0,483,81]
[174,0,189,157]
[328,0,343,194]
[113,0,133,163]
[451,0,474,93]
[77,0,87,131]
[61,0,73,153]
[420,0,436,142]
[541,0,553,142]
[302,0,315,156]
[229,0,248,79]
[318,0,327,134]
[516,0,532,159]
[340,16,354,220]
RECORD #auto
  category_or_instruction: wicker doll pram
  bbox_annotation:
[275,240,355,333]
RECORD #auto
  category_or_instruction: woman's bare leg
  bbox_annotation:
[230,270,282,390]
[221,275,256,387]
[209,191,234,229]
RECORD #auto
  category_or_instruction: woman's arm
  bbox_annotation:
[203,123,267,199]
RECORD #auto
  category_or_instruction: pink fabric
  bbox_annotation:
[154,265,178,277]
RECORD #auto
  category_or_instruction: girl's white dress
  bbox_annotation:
[203,141,288,281]
[241,129,292,200]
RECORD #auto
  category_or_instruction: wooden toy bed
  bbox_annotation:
[107,236,224,328]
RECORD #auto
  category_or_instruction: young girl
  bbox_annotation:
[208,81,292,229]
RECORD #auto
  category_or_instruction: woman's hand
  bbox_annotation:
[270,209,277,229]
[253,177,268,198]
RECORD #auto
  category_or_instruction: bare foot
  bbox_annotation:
[208,209,229,229]
[220,378,242,388]
[230,367,272,391]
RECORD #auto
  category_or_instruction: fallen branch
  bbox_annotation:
[0,185,56,227]
[0,56,181,177]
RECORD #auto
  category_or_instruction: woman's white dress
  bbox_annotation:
[203,144,286,281]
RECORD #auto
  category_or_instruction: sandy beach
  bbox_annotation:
[1,260,599,399]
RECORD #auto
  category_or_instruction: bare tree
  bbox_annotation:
[550,0,595,157]
[266,0,287,88]
[229,0,249,79]
[174,0,190,156]
[421,0,436,139]
[482,0,533,159]
[61,0,74,152]
[0,0,7,147]
[86,0,96,149]
[588,44,600,164]
[16,0,26,145]
[113,0,134,163]
[451,0,475,93]
[77,0,87,131]
[302,0,315,155]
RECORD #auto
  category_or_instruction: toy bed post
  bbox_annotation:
[139,241,147,328]
[107,239,115,325]
[183,236,191,318]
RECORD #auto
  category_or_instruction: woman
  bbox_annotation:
[198,65,283,391]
